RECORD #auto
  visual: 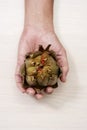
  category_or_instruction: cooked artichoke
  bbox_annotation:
[20,44,62,93]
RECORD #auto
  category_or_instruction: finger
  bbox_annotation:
[26,87,36,96]
[15,56,25,92]
[17,54,25,67]
[45,86,54,94]
[34,88,44,99]
[57,55,69,82]
[16,81,25,93]
[35,93,43,99]
[15,72,22,83]
[15,72,25,93]
[60,67,67,82]
[59,58,69,82]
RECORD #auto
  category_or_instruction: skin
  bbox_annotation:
[15,0,69,99]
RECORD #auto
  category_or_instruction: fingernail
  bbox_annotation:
[26,88,35,95]
[63,77,66,82]
[35,94,43,99]
[45,87,54,94]
[60,76,66,82]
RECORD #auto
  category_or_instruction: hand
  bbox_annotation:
[15,26,69,99]
[15,0,69,99]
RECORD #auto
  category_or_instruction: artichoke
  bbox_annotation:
[20,44,62,93]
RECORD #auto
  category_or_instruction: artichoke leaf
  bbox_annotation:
[20,64,26,76]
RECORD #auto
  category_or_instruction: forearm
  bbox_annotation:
[24,0,54,31]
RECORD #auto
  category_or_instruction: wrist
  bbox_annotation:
[24,0,54,32]
[24,23,54,33]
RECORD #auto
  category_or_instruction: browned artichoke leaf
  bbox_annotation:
[25,52,32,59]
[26,76,37,86]
[25,58,34,67]
[46,56,59,75]
[20,64,27,87]
[34,55,41,66]
[49,50,57,60]
[20,64,25,76]
[37,71,50,86]
[52,83,58,88]
[39,45,44,52]
[48,75,58,86]
[58,68,62,77]
[45,44,51,51]
[32,51,42,58]
[34,88,42,94]
[26,66,37,76]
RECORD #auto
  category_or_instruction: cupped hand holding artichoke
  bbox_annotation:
[20,44,62,92]
[15,0,69,99]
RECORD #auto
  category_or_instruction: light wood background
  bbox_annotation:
[0,0,87,130]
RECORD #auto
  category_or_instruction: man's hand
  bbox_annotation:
[15,26,69,99]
